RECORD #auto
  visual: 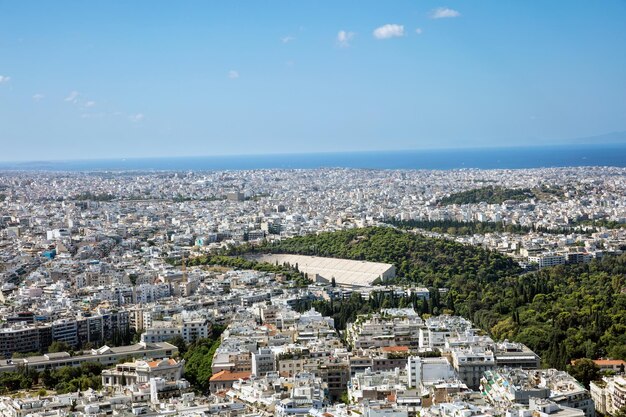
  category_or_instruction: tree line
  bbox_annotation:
[386,219,578,236]
[571,218,626,230]
[167,254,310,286]
[293,290,443,332]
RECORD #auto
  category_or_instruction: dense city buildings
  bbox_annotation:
[0,167,624,416]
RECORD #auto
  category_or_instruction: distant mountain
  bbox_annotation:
[565,131,626,145]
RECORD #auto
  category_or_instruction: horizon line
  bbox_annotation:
[3,141,626,165]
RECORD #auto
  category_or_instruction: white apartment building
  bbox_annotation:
[251,347,276,377]
[590,376,626,415]
[528,253,566,268]
[182,319,210,343]
[406,356,455,389]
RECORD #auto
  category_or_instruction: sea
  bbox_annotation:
[3,143,626,172]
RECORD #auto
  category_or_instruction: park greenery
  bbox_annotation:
[485,257,626,368]
[172,194,225,202]
[245,227,626,369]
[41,362,103,393]
[439,186,535,205]
[172,325,225,392]
[0,368,38,393]
[72,192,116,202]
[0,362,103,394]
[48,341,72,353]
[438,185,563,206]
[385,219,578,236]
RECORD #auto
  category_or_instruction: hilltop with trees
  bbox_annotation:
[240,227,626,369]
[246,226,521,287]
[438,185,563,206]
[439,186,533,205]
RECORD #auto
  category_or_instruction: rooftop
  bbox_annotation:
[209,370,252,382]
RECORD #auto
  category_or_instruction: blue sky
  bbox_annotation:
[0,1,625,161]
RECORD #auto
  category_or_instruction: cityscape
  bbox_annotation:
[0,166,625,416]
[1,1,626,417]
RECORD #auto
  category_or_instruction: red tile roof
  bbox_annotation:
[381,346,409,352]
[209,370,252,382]
[146,358,177,368]
[594,359,626,366]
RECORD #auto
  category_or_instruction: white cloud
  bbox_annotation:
[129,113,144,122]
[415,28,423,35]
[32,93,44,102]
[64,90,80,103]
[337,30,355,47]
[85,100,96,108]
[281,35,295,44]
[430,7,461,19]
[0,75,11,84]
[373,24,405,39]
[228,70,239,79]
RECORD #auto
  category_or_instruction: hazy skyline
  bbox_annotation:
[1,0,625,161]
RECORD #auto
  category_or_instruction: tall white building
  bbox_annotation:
[406,356,455,389]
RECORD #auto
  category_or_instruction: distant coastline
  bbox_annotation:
[2,142,626,171]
